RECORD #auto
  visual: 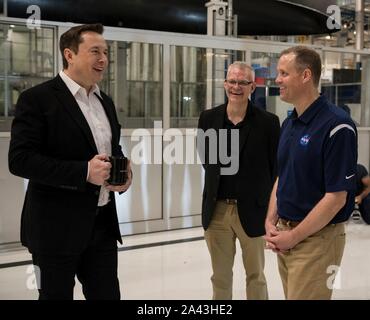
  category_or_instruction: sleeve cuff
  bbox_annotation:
[86,161,90,181]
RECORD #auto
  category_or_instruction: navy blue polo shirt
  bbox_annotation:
[277,95,357,223]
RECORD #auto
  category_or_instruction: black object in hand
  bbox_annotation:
[107,156,128,185]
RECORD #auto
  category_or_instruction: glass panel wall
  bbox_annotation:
[170,46,244,128]
[1,21,370,131]
[251,49,370,127]
[0,23,55,131]
[321,50,367,126]
[250,52,288,122]
[101,41,163,128]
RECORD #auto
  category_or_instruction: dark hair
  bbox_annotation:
[59,23,104,69]
[280,46,322,87]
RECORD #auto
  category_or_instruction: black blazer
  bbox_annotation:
[8,75,123,255]
[198,102,280,237]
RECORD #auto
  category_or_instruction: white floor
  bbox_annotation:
[0,218,370,300]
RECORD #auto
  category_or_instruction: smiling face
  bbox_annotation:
[275,52,306,104]
[224,66,255,106]
[63,31,108,92]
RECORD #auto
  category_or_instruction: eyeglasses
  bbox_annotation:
[225,79,253,87]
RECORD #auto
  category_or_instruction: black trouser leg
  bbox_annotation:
[32,253,78,300]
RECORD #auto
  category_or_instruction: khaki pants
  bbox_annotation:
[205,201,268,300]
[277,219,345,300]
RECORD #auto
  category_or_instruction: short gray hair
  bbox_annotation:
[226,61,255,81]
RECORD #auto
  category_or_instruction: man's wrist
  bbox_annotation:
[267,215,278,226]
[290,228,302,247]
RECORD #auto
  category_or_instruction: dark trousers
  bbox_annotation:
[360,195,370,224]
[32,205,120,300]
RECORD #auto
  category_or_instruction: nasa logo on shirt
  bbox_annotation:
[300,134,311,146]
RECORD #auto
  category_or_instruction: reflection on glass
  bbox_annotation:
[100,41,163,128]
[170,46,244,128]
[321,51,365,125]
[0,23,55,131]
[251,50,370,127]
[251,51,280,87]
[251,52,288,122]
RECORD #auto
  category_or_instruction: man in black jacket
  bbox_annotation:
[8,24,132,300]
[197,61,280,299]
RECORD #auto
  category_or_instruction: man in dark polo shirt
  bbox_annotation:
[198,61,280,299]
[265,46,357,300]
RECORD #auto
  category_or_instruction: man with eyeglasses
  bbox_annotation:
[197,61,280,299]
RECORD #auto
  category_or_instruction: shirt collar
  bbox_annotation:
[224,100,252,127]
[290,95,326,124]
[59,70,102,98]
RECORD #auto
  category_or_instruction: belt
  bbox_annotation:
[220,199,238,205]
[278,218,301,228]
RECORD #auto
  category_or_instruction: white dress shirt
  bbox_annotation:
[59,70,112,206]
